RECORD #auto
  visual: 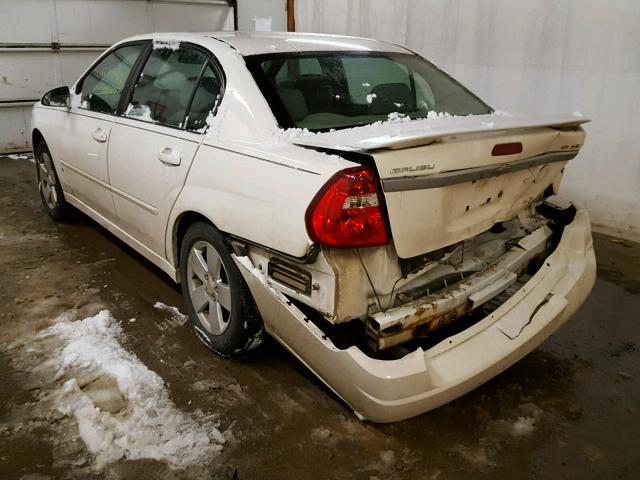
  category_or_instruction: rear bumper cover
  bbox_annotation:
[234,208,596,423]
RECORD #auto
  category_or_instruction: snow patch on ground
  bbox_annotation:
[6,153,33,162]
[510,416,537,437]
[42,310,223,469]
[452,444,497,471]
[154,302,188,326]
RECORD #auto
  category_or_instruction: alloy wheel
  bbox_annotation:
[37,151,58,210]
[186,240,232,335]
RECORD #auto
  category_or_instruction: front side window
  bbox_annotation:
[125,45,208,128]
[80,44,145,114]
[246,52,492,131]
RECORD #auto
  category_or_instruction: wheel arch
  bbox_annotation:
[171,209,221,282]
[32,129,45,151]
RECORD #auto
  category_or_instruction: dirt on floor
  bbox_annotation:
[0,155,639,480]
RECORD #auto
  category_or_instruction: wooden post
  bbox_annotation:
[287,0,296,32]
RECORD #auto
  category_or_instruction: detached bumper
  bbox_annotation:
[234,208,596,423]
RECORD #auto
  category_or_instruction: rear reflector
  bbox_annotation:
[492,142,523,156]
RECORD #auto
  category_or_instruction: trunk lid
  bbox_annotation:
[295,114,589,258]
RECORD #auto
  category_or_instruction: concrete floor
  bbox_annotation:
[0,155,638,480]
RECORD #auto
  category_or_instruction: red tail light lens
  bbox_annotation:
[306,167,389,248]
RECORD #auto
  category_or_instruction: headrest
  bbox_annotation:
[369,83,413,114]
[278,87,308,122]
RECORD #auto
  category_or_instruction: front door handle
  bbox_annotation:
[92,128,108,143]
[158,146,181,166]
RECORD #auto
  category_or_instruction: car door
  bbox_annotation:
[59,43,147,220]
[107,43,224,256]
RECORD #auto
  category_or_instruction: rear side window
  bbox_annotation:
[125,44,208,128]
[185,64,223,131]
[80,44,145,114]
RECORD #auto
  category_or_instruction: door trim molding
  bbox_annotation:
[61,160,158,215]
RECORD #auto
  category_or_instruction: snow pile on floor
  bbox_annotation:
[6,153,33,161]
[45,310,224,469]
[510,416,536,437]
[154,301,188,325]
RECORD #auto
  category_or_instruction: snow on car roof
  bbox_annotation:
[123,31,411,56]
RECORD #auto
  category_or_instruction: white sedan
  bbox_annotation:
[32,32,595,422]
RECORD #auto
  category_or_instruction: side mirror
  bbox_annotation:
[41,86,70,107]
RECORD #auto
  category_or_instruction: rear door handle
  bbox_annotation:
[158,146,181,166]
[92,128,108,143]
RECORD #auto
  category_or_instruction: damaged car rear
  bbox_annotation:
[236,39,595,422]
[32,32,595,423]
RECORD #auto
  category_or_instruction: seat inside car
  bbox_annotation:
[294,74,344,114]
[276,81,309,122]
[368,82,414,114]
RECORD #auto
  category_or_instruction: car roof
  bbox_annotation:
[125,31,412,56]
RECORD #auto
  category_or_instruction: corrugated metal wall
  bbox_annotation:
[0,0,233,153]
[296,0,640,239]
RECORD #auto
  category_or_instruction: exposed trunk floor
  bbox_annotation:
[1,156,638,480]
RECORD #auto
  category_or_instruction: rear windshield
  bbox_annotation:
[245,51,492,131]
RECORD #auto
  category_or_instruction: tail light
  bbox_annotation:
[305,167,389,248]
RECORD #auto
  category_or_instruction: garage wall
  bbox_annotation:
[238,0,286,32]
[296,0,640,239]
[0,0,233,153]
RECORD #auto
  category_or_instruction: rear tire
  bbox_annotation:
[179,221,264,356]
[34,141,74,221]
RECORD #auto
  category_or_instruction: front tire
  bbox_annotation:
[179,222,263,356]
[34,141,74,221]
